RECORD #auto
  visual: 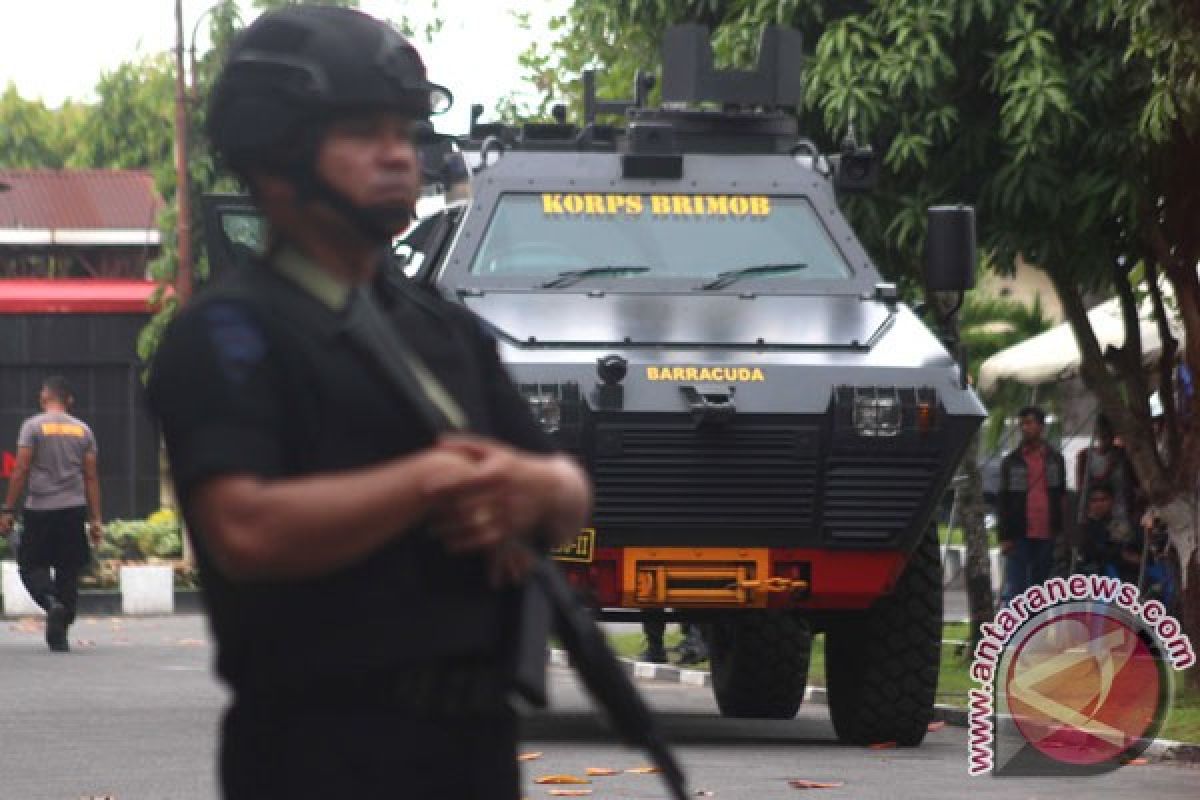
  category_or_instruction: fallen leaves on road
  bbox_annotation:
[547,790,592,797]
[75,639,96,648]
[788,779,845,789]
[625,766,662,774]
[868,741,896,750]
[518,752,543,762]
[585,768,619,776]
[175,638,205,647]
[11,618,42,634]
[1126,758,1149,766]
[927,721,946,732]
[534,775,590,785]
[695,791,716,797]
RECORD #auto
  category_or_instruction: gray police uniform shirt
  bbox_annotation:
[16,411,97,511]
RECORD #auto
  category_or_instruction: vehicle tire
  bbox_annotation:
[825,527,942,746]
[708,611,811,719]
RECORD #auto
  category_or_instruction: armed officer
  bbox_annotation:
[145,7,590,799]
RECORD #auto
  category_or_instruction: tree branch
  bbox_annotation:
[1050,270,1171,503]
[1144,199,1200,486]
[1113,260,1150,409]
[1144,261,1182,472]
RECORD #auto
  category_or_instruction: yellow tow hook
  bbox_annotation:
[730,577,809,593]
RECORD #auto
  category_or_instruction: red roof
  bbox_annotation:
[0,169,164,231]
[0,279,162,313]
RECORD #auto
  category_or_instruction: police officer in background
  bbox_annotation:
[1,376,104,652]
[145,7,590,799]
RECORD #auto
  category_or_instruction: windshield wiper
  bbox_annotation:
[698,262,809,290]
[540,266,651,289]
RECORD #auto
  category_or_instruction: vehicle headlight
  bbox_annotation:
[525,393,562,434]
[518,382,581,440]
[853,395,901,437]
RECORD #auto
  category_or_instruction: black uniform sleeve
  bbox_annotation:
[146,299,287,503]
[997,452,1014,544]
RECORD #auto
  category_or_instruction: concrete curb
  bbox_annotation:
[2,560,204,617]
[1,589,205,617]
[549,648,711,687]
[925,704,1199,765]
[556,650,1199,765]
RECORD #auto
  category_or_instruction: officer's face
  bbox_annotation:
[316,111,421,233]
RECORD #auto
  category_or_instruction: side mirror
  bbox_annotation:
[923,205,976,292]
[832,146,880,192]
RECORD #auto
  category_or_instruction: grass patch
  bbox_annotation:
[938,524,998,549]
[607,620,1200,743]
[607,630,708,669]
[929,625,1200,744]
[1162,685,1200,744]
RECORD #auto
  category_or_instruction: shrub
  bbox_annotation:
[101,509,184,560]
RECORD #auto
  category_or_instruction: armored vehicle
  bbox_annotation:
[203,24,985,747]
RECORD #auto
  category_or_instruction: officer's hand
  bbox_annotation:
[87,520,104,546]
[0,513,12,537]
[422,436,557,553]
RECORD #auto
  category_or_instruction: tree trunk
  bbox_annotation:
[1159,492,1200,690]
[1049,272,1199,685]
[1183,556,1200,691]
[960,431,994,650]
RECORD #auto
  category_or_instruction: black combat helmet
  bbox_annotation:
[208,5,451,171]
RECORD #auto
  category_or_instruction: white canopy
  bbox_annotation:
[977,292,1185,395]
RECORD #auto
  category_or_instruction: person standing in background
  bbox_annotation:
[998,406,1066,604]
[0,376,104,652]
[1075,414,1134,528]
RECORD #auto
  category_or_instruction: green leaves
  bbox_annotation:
[0,85,74,168]
[100,510,184,561]
[885,130,933,170]
[524,0,1199,322]
[67,56,176,175]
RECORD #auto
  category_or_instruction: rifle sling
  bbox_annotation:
[340,285,550,707]
[340,283,686,798]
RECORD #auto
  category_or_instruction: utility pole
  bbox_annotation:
[173,0,193,306]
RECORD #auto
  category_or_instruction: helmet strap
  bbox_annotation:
[288,162,413,248]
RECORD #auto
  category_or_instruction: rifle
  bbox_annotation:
[344,284,689,800]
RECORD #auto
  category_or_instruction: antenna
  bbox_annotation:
[584,70,656,124]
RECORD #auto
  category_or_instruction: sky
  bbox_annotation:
[0,0,568,134]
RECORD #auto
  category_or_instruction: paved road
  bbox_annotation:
[0,615,224,800]
[944,585,969,621]
[2,614,1195,800]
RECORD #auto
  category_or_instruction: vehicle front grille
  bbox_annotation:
[591,420,818,530]
[821,453,941,542]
